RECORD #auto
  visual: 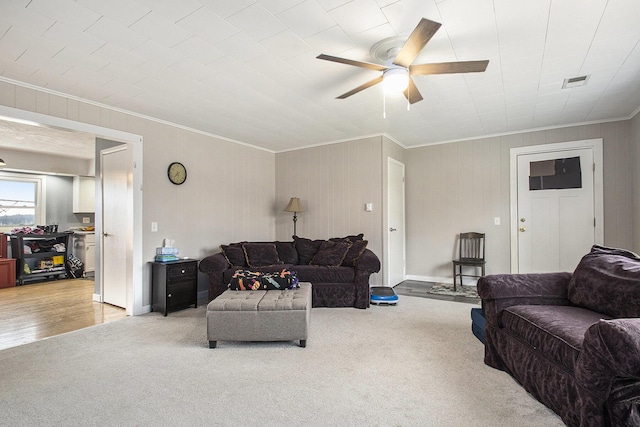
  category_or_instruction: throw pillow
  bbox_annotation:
[274,241,298,264]
[329,234,368,267]
[242,243,283,268]
[293,236,324,265]
[310,240,352,267]
[220,243,247,267]
[342,239,368,267]
[568,245,640,318]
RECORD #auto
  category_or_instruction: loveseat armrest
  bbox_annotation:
[198,253,230,301]
[478,273,572,326]
[576,318,640,398]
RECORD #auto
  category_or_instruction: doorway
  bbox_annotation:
[0,105,144,315]
[510,139,604,273]
[387,158,406,286]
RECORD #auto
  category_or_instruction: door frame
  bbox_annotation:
[385,157,406,286]
[509,139,604,272]
[0,105,145,315]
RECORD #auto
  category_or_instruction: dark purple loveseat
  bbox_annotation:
[199,235,380,309]
[478,245,640,426]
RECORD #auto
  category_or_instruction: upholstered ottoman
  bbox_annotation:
[207,282,311,348]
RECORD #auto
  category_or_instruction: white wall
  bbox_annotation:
[631,111,640,253]
[405,120,636,282]
[275,136,384,285]
[0,81,276,305]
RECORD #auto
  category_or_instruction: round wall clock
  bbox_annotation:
[167,162,187,185]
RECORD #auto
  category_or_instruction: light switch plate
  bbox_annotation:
[151,222,158,232]
[494,217,501,226]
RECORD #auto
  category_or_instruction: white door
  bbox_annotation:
[517,148,595,273]
[101,147,129,308]
[387,158,405,286]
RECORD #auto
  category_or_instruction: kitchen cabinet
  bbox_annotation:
[73,176,95,213]
[0,258,16,288]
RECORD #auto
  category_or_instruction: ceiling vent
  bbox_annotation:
[562,75,589,89]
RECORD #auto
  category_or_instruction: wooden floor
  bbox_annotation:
[0,279,126,351]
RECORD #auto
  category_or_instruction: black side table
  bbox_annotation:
[151,259,198,316]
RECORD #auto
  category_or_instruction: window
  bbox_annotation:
[0,173,45,232]
[529,156,582,191]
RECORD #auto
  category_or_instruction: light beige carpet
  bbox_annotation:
[0,295,563,426]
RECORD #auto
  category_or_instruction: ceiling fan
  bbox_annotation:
[317,18,489,104]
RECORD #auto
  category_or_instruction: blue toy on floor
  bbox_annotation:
[370,286,399,305]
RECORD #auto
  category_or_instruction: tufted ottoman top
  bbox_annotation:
[208,282,311,312]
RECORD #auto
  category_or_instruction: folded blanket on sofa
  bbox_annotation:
[228,269,299,291]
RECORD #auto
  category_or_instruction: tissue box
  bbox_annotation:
[156,247,179,255]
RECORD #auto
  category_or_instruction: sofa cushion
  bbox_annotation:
[310,240,351,267]
[568,245,640,318]
[242,243,283,268]
[501,305,607,373]
[293,236,324,264]
[293,265,355,283]
[220,243,247,267]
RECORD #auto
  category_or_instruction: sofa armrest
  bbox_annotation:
[478,273,572,326]
[355,249,381,274]
[576,318,640,397]
[199,252,230,273]
[198,253,230,300]
[352,249,381,309]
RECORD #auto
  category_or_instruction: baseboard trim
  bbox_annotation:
[405,275,478,286]
[92,293,101,302]
[405,275,452,284]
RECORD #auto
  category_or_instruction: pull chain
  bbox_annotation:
[383,93,386,119]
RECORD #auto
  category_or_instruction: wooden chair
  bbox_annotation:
[452,232,486,291]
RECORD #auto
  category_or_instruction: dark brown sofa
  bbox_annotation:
[199,235,380,309]
[478,245,640,426]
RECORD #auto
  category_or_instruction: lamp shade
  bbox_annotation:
[284,197,304,213]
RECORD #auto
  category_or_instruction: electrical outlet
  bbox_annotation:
[82,217,90,224]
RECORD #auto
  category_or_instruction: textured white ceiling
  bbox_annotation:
[0,0,639,154]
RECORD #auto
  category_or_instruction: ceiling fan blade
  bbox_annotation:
[393,18,442,68]
[410,60,489,75]
[336,76,384,99]
[317,54,387,71]
[404,78,423,104]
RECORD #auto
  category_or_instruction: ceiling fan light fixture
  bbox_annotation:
[382,68,409,93]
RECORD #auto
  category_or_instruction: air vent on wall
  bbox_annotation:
[562,75,589,89]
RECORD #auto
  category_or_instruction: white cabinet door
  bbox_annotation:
[73,176,96,213]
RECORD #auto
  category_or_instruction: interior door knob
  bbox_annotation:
[389,227,397,232]
[519,227,526,232]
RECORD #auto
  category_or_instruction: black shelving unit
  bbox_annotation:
[9,232,71,285]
